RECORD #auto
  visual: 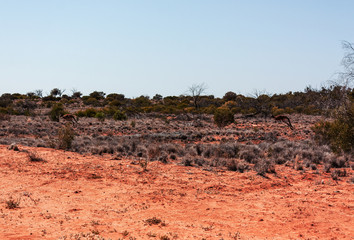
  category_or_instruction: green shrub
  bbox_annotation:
[213,107,235,127]
[312,102,353,153]
[95,111,105,122]
[113,110,127,121]
[130,120,136,128]
[58,123,75,150]
[49,103,65,122]
[109,99,121,107]
[76,108,98,118]
[83,97,100,106]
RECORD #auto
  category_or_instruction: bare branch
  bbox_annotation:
[187,83,208,109]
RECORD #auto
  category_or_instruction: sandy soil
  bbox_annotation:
[0,145,353,240]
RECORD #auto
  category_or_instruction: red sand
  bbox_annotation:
[0,145,353,239]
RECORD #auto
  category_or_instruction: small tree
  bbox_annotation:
[58,123,75,150]
[153,94,163,101]
[49,103,65,122]
[89,91,106,100]
[113,110,127,121]
[50,88,65,97]
[71,88,82,98]
[34,89,43,98]
[223,91,237,101]
[188,83,207,109]
[95,111,105,122]
[341,41,354,88]
[249,89,272,117]
[313,41,354,154]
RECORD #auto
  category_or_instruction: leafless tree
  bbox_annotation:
[71,88,82,98]
[247,89,272,118]
[188,83,207,109]
[341,41,354,88]
[315,41,354,153]
[34,89,43,98]
[324,41,354,117]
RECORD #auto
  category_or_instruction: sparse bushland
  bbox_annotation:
[13,99,37,116]
[0,112,351,178]
[0,81,350,118]
[0,85,352,178]
[76,107,127,121]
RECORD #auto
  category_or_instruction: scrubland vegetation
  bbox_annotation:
[0,83,352,179]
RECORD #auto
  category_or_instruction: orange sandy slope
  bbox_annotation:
[0,145,353,239]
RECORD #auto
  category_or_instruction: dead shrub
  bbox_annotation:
[331,169,347,181]
[5,197,20,209]
[227,160,238,171]
[147,145,161,160]
[326,156,347,168]
[28,151,46,162]
[181,155,193,166]
[145,217,163,226]
[8,143,19,151]
[239,146,261,164]
[227,160,249,173]
[194,157,207,166]
[139,158,149,171]
[254,159,276,176]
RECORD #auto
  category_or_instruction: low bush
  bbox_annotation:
[58,123,75,150]
[95,112,105,122]
[113,109,127,121]
[213,107,235,127]
[49,103,65,122]
[28,151,46,162]
[6,197,20,209]
[254,159,276,176]
[76,108,98,118]
[144,217,162,226]
[312,115,353,154]
[227,160,249,173]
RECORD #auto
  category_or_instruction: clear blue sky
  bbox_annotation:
[1,1,353,98]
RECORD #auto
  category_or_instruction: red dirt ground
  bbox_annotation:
[0,145,353,240]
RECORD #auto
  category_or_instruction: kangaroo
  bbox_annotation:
[271,115,294,130]
[61,114,78,124]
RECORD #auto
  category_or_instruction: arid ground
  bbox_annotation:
[0,114,353,239]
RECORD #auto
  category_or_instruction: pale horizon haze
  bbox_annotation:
[1,1,354,98]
